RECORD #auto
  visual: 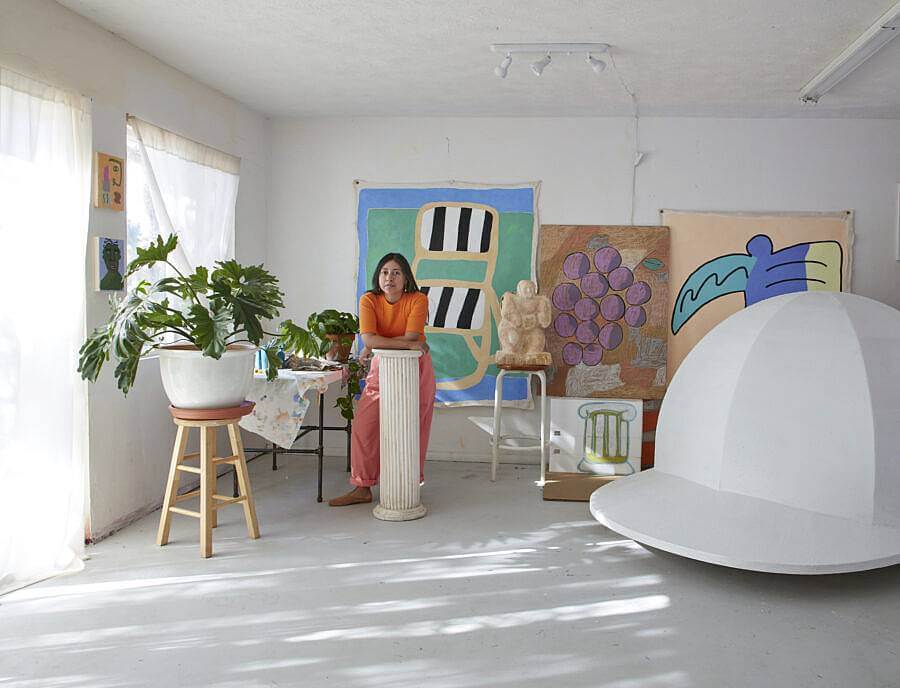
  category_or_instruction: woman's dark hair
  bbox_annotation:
[370,252,420,294]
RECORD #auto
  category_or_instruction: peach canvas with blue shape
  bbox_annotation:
[663,210,853,375]
[355,181,540,407]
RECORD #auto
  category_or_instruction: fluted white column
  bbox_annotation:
[372,349,427,521]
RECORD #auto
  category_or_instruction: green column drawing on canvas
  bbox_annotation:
[550,398,642,477]
[578,403,637,475]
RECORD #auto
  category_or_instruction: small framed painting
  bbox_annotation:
[94,237,125,291]
[94,152,125,211]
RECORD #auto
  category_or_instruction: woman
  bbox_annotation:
[328,253,436,506]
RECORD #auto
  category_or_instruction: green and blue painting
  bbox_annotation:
[355,182,539,406]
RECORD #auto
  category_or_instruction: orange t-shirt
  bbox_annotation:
[359,291,428,339]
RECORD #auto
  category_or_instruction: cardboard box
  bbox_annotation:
[542,471,619,501]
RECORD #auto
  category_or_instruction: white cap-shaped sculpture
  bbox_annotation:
[590,292,900,574]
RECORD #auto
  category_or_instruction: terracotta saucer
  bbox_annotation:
[169,400,255,421]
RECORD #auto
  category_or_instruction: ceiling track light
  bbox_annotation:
[586,53,607,74]
[494,53,512,79]
[490,42,610,78]
[531,53,552,77]
[800,1,900,103]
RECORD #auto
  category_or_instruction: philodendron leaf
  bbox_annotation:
[262,341,282,381]
[186,265,210,296]
[278,319,319,357]
[114,354,141,395]
[78,324,113,382]
[211,261,284,345]
[125,234,179,277]
[188,302,231,359]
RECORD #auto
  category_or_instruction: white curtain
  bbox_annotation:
[126,115,239,276]
[0,69,92,596]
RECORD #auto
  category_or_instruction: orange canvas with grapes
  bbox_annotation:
[539,225,669,399]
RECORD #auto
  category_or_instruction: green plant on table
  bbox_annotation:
[334,358,365,423]
[277,309,364,422]
[77,234,310,394]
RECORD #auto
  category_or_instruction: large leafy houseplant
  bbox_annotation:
[78,234,309,394]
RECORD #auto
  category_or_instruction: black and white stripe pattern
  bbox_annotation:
[420,205,493,253]
[421,286,485,330]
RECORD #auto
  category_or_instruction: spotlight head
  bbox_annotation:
[530,53,551,77]
[586,54,607,74]
[494,53,512,79]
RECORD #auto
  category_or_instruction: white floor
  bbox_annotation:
[2,458,900,688]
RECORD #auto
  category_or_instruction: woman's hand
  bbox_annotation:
[410,340,430,354]
[359,346,373,363]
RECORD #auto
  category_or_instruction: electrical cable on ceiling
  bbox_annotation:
[608,51,640,225]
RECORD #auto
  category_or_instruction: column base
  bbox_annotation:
[373,503,427,522]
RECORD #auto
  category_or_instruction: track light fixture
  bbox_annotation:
[530,53,552,77]
[490,42,610,78]
[586,53,607,74]
[494,53,512,79]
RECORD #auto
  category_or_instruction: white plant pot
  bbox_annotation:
[158,344,256,409]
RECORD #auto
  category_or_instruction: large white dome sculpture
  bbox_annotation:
[590,292,900,574]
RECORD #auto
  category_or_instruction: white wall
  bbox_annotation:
[267,116,900,463]
[1,0,269,537]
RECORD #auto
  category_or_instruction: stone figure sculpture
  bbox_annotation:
[496,279,552,367]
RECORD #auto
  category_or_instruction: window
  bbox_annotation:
[125,116,241,294]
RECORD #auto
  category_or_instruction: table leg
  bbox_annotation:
[317,391,325,503]
[272,442,278,471]
[346,418,352,473]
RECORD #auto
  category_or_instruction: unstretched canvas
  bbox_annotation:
[539,225,669,399]
[356,181,540,406]
[550,398,643,477]
[662,210,853,375]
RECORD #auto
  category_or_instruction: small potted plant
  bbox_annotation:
[78,234,308,409]
[277,309,363,421]
[306,309,359,362]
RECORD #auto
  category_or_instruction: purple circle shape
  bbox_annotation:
[554,313,578,338]
[625,281,651,306]
[599,294,626,322]
[594,246,622,273]
[575,320,599,344]
[563,252,590,280]
[580,271,609,298]
[552,283,581,311]
[574,297,600,322]
[598,322,624,350]
[607,266,634,291]
[624,305,647,327]
[582,343,603,366]
[562,342,583,366]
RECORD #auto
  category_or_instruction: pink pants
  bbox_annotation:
[350,352,436,487]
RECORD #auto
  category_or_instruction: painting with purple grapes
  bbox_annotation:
[539,225,669,399]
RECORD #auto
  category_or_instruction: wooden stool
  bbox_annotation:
[157,402,260,558]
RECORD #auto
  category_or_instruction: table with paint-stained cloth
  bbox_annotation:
[239,367,352,502]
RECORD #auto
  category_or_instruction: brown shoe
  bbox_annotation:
[328,487,373,506]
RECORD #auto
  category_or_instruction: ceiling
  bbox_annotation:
[57,0,900,118]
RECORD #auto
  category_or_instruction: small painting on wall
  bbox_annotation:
[94,237,125,291]
[94,152,125,211]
